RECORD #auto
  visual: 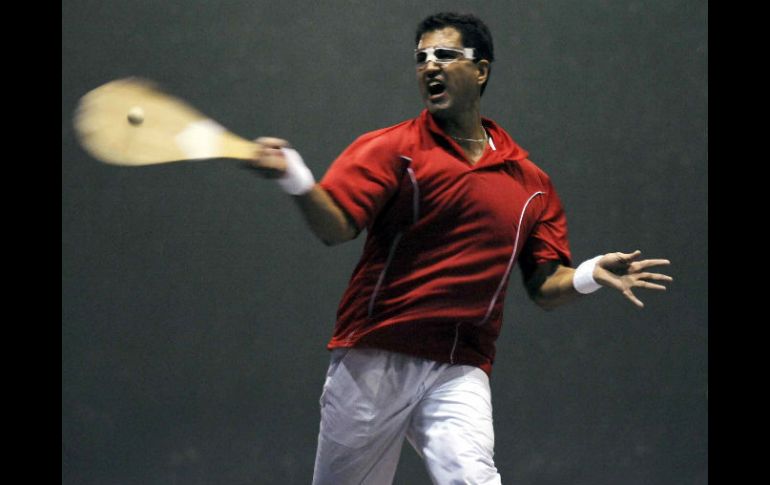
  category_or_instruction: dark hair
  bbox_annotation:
[415,12,494,95]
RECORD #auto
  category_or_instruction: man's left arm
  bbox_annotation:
[525,250,672,310]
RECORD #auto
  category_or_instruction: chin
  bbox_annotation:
[424,97,452,115]
[425,102,456,121]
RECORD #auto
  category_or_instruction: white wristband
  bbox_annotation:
[276,147,315,195]
[573,255,603,294]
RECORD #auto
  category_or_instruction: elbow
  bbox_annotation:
[320,236,345,247]
[539,302,559,312]
[533,296,558,311]
[317,226,358,247]
[530,291,559,311]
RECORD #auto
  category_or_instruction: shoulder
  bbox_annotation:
[532,162,565,199]
[517,158,550,181]
[483,117,532,163]
[332,119,416,172]
[482,118,557,186]
[346,117,418,155]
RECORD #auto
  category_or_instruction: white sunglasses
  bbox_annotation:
[414,46,476,66]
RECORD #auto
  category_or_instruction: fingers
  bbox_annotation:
[615,250,642,263]
[623,288,644,308]
[620,271,671,307]
[596,268,671,309]
[611,251,672,266]
[599,250,641,272]
[243,136,290,178]
[630,271,671,291]
[631,258,671,272]
[594,250,673,308]
[601,251,673,279]
[255,136,291,149]
[635,271,673,282]
[637,280,668,291]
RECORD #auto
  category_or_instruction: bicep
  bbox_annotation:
[319,137,403,231]
[294,185,360,245]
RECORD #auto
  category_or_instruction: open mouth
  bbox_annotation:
[427,81,446,98]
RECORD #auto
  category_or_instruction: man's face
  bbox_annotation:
[416,27,488,118]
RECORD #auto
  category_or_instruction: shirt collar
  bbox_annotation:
[420,110,529,165]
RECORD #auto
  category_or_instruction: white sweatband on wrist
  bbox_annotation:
[573,255,603,294]
[276,147,315,195]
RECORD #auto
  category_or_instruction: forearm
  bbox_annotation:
[531,264,581,310]
[293,185,358,246]
[246,139,358,245]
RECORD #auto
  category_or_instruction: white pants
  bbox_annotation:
[312,348,502,485]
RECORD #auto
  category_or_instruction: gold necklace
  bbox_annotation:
[450,129,488,144]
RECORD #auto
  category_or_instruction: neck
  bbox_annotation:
[430,106,488,164]
[432,105,485,142]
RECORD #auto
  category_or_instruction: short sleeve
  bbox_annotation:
[319,132,403,231]
[518,174,573,280]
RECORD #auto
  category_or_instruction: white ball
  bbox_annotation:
[127,106,144,125]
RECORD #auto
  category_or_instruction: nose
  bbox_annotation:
[419,60,442,73]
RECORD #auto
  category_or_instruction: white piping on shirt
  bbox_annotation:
[367,231,404,318]
[450,322,462,364]
[406,166,420,223]
[366,156,420,318]
[450,191,545,363]
[475,191,546,327]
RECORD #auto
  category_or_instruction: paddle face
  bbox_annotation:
[73,78,257,166]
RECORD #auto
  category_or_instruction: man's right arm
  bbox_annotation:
[245,137,358,246]
[292,186,359,246]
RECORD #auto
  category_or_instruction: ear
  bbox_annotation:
[476,59,491,87]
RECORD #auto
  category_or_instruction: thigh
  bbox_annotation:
[407,365,502,485]
[312,348,416,485]
[317,348,377,449]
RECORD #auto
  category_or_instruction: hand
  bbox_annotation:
[244,137,290,179]
[593,250,672,308]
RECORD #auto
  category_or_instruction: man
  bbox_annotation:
[247,12,671,485]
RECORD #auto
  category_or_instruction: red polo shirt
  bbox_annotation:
[319,110,571,375]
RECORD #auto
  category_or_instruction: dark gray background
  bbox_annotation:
[62,1,707,484]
